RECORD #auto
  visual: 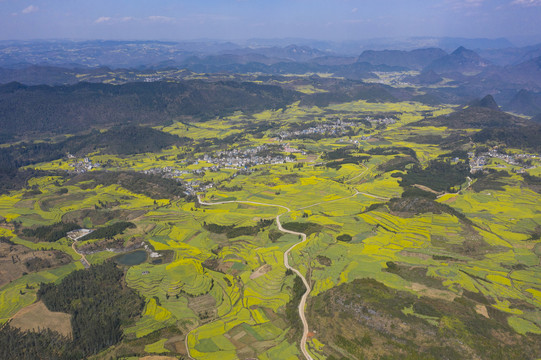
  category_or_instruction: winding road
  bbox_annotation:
[277,213,313,360]
[187,189,372,359]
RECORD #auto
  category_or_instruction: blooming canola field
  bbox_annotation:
[0,99,540,359]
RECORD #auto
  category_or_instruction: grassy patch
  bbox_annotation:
[281,222,323,236]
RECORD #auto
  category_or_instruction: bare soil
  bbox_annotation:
[11,301,72,337]
[250,264,272,279]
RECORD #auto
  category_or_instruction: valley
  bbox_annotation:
[0,85,540,359]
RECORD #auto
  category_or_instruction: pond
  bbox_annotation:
[114,250,147,266]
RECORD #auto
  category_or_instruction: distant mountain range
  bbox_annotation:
[241,37,516,53]
[219,44,331,63]
[357,48,447,70]
[1,38,538,69]
[425,46,493,75]
[1,39,540,119]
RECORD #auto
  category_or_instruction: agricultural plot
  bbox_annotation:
[0,262,82,323]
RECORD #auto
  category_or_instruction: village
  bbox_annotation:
[469,148,538,173]
[61,144,297,196]
[141,144,296,195]
[173,145,293,194]
[277,119,355,139]
[67,156,101,173]
[64,139,540,197]
[365,116,396,125]
[201,144,295,168]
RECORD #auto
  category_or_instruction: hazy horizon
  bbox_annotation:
[1,0,541,45]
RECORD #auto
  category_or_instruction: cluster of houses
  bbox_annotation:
[143,77,163,82]
[136,145,296,195]
[68,156,101,173]
[370,71,414,87]
[338,135,372,144]
[365,116,396,125]
[142,167,191,178]
[183,169,253,195]
[469,149,538,173]
[183,181,212,195]
[200,145,295,168]
[61,144,298,195]
[277,120,354,140]
[141,166,219,195]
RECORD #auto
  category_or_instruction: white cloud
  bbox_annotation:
[95,16,136,24]
[22,5,38,14]
[95,17,112,23]
[351,8,358,13]
[512,0,541,6]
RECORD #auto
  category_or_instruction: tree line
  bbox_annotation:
[21,222,79,242]
[79,221,136,241]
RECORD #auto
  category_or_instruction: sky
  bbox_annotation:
[1,0,541,43]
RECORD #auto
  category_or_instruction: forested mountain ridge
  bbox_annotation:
[0,80,298,140]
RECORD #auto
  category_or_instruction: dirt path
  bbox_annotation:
[412,177,474,200]
[344,163,370,184]
[413,184,442,195]
[70,234,90,268]
[356,191,390,201]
